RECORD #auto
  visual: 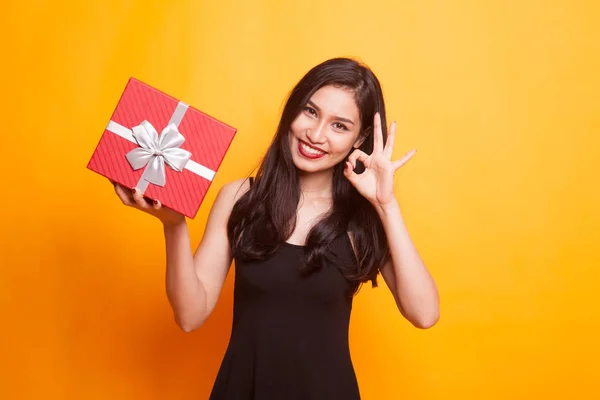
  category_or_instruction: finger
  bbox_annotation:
[347,148,369,169]
[392,149,417,170]
[152,198,162,211]
[383,121,396,159]
[131,188,151,209]
[114,184,134,206]
[343,161,359,184]
[373,112,384,154]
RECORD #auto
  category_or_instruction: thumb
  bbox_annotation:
[343,161,359,185]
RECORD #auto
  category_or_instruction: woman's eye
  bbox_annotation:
[304,106,316,116]
[333,122,348,131]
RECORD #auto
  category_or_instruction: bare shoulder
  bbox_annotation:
[346,231,357,251]
[197,177,253,243]
[214,177,252,211]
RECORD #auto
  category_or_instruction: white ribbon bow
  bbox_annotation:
[125,120,192,187]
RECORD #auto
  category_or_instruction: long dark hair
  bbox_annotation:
[227,57,391,289]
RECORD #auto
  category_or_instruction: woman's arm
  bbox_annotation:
[163,179,250,332]
[123,178,250,332]
[376,200,440,329]
[344,113,439,329]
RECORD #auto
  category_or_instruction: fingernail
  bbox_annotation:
[132,188,137,194]
[153,199,158,205]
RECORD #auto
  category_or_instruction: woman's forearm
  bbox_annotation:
[163,220,208,332]
[377,200,440,328]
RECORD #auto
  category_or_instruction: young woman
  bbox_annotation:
[112,57,439,399]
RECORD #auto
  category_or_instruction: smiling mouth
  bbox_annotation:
[298,140,327,159]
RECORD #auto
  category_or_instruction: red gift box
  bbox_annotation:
[87,78,237,219]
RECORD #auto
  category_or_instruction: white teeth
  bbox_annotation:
[300,142,324,156]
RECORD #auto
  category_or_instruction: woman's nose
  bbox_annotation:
[306,122,326,143]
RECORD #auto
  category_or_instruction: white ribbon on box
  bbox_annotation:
[105,101,215,194]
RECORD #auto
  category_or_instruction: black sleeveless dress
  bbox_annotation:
[209,233,362,399]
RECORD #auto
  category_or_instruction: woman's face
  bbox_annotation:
[289,85,364,174]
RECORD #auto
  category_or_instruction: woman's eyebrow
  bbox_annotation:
[307,100,355,125]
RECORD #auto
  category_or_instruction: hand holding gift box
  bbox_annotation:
[87,78,237,219]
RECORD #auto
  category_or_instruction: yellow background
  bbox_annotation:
[2,0,599,398]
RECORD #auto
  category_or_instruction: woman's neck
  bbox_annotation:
[297,168,333,200]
